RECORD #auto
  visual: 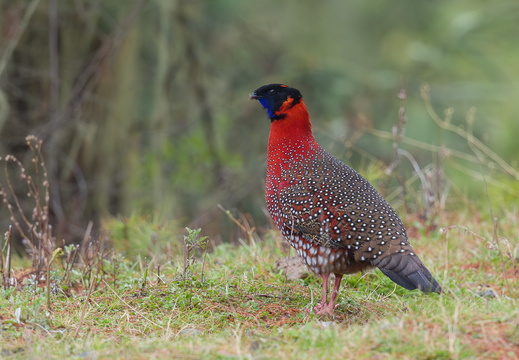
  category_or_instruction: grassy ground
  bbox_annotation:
[0,210,518,359]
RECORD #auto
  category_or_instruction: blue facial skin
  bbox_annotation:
[258,97,275,118]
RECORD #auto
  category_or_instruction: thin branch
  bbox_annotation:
[218,204,258,247]
[385,87,408,175]
[420,84,519,180]
[367,127,484,165]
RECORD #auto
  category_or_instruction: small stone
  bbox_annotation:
[318,321,335,329]
[476,288,498,298]
[77,351,98,359]
[274,256,309,280]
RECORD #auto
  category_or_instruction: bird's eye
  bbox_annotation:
[268,89,275,95]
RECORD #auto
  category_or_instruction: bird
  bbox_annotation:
[250,83,442,316]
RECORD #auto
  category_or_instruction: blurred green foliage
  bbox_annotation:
[103,213,180,259]
[0,0,517,244]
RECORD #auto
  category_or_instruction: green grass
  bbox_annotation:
[1,212,518,359]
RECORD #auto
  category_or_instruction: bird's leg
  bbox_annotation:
[315,274,343,316]
[313,273,329,313]
[327,274,343,311]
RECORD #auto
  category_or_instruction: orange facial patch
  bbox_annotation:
[277,96,295,113]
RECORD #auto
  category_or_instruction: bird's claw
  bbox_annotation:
[313,302,326,312]
[312,302,339,316]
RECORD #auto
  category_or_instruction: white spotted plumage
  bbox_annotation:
[266,138,414,275]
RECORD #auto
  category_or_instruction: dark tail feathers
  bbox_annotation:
[372,253,442,293]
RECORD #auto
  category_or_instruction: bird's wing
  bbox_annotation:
[277,166,406,260]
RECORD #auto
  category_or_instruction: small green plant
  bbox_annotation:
[182,227,209,282]
[46,247,63,310]
[141,257,149,293]
[61,243,80,286]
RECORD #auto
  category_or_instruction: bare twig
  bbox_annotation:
[2,156,33,240]
[421,84,519,180]
[218,204,258,247]
[1,136,55,270]
[385,87,408,175]
[367,127,482,165]
[3,226,13,289]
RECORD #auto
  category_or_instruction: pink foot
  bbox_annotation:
[313,302,326,313]
[313,303,339,316]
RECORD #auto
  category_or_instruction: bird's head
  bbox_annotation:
[250,84,303,121]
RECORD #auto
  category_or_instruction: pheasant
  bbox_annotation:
[250,83,442,316]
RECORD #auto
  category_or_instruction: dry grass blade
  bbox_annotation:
[74,268,99,338]
[101,279,164,330]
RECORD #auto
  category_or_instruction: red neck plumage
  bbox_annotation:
[268,101,313,142]
[267,100,319,186]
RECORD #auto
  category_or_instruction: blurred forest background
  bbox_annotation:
[0,0,518,250]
